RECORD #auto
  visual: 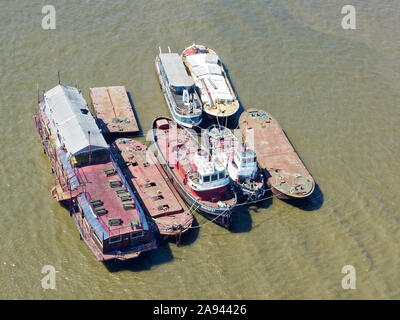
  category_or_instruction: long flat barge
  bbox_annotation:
[239,109,315,200]
[89,86,139,135]
[111,138,194,240]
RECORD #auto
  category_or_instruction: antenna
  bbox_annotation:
[159,46,162,54]
[37,83,40,103]
[168,46,171,53]
[88,130,91,164]
[58,71,61,84]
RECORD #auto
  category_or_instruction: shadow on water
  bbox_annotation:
[230,193,273,233]
[103,239,174,272]
[281,182,324,211]
[127,91,143,134]
[102,217,200,272]
[176,217,200,246]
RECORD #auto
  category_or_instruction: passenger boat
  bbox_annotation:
[151,117,237,228]
[239,109,315,200]
[34,84,157,261]
[155,49,203,128]
[204,125,266,203]
[111,138,194,240]
[182,43,240,119]
[89,86,139,135]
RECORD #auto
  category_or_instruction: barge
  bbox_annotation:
[112,138,194,240]
[204,125,266,203]
[182,43,240,119]
[89,86,139,135]
[155,50,203,128]
[34,84,157,261]
[151,117,236,228]
[239,109,315,199]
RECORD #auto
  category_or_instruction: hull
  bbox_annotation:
[239,109,315,200]
[89,86,140,135]
[182,44,240,118]
[34,85,157,262]
[155,57,202,128]
[111,138,194,240]
[151,117,236,228]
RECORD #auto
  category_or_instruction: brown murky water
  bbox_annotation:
[0,0,399,299]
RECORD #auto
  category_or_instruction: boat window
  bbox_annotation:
[109,235,122,244]
[218,172,225,179]
[131,231,144,240]
[203,175,210,183]
[183,89,189,105]
[211,174,218,181]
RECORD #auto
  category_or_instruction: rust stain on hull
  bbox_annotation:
[112,138,194,238]
[89,86,139,135]
[239,109,315,199]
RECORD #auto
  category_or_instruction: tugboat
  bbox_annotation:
[239,108,315,200]
[204,125,266,203]
[155,48,203,128]
[151,117,237,228]
[182,43,240,119]
[34,84,157,261]
[111,138,194,241]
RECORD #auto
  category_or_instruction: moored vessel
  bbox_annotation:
[89,86,139,135]
[34,84,157,261]
[155,49,203,128]
[111,138,194,241]
[182,43,240,119]
[151,117,237,228]
[239,109,315,200]
[204,125,266,203]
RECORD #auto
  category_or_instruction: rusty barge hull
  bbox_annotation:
[89,86,139,135]
[111,138,194,239]
[239,109,315,200]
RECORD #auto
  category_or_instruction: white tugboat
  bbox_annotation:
[205,125,266,202]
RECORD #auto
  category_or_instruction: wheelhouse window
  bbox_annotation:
[218,172,225,179]
[109,236,122,244]
[131,231,144,240]
[203,175,210,183]
[211,174,218,181]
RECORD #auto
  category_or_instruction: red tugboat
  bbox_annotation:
[111,138,194,241]
[34,84,157,261]
[239,109,315,200]
[151,117,237,228]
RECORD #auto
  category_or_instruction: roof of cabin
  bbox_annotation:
[159,53,194,87]
[43,85,108,156]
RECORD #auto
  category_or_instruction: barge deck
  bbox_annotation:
[89,86,139,135]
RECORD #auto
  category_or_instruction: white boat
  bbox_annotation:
[156,49,203,128]
[182,44,240,119]
[204,125,266,202]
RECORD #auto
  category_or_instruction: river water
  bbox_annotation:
[0,0,399,299]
